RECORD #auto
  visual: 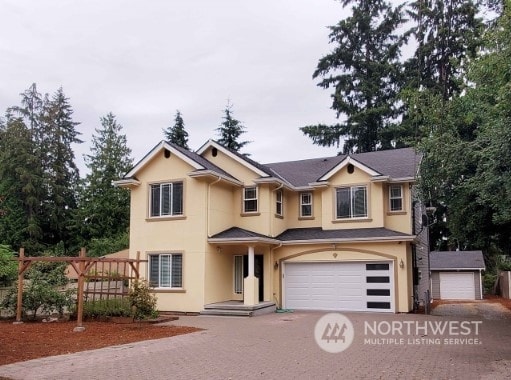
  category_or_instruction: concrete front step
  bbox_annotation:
[200,301,276,317]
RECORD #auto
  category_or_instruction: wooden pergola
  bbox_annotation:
[14,248,145,332]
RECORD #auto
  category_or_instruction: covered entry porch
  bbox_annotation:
[203,228,278,316]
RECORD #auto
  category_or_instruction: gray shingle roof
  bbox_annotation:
[211,227,412,242]
[277,227,412,241]
[265,147,419,187]
[430,251,485,270]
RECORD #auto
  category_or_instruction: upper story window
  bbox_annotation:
[150,181,183,217]
[336,186,367,219]
[149,253,183,288]
[276,189,283,216]
[389,184,403,212]
[300,192,313,217]
[243,186,258,213]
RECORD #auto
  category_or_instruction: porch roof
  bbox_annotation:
[210,226,414,245]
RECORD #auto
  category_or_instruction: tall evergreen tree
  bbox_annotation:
[216,101,250,152]
[77,113,133,245]
[301,0,409,153]
[164,110,189,149]
[40,87,82,251]
[0,112,43,252]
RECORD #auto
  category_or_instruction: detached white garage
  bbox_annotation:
[430,251,485,301]
[283,261,394,312]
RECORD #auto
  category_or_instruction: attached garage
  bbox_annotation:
[283,261,394,312]
[430,251,485,301]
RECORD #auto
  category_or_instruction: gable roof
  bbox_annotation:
[430,251,486,270]
[118,141,239,184]
[197,140,272,178]
[266,147,419,188]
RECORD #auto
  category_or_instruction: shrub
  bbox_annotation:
[128,280,158,320]
[0,244,17,287]
[82,298,132,319]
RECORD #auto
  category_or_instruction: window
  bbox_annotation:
[234,255,243,294]
[336,186,367,219]
[149,253,183,288]
[276,189,283,216]
[150,182,183,217]
[300,192,312,217]
[243,186,258,213]
[389,185,403,212]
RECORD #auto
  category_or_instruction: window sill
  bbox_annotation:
[298,216,315,220]
[274,214,284,219]
[387,211,406,216]
[241,212,260,217]
[146,216,187,222]
[332,218,373,223]
[150,288,186,293]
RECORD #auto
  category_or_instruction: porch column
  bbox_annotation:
[244,245,259,306]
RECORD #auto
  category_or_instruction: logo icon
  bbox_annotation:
[314,313,354,353]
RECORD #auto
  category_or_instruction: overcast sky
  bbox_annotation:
[1,0,352,174]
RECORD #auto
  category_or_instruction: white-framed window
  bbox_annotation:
[300,192,313,217]
[336,186,368,219]
[243,186,258,213]
[148,253,183,288]
[233,255,243,294]
[389,184,403,212]
[150,181,183,217]
[276,189,283,216]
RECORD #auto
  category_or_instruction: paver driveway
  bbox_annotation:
[0,310,510,380]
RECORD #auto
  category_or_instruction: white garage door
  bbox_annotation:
[284,261,394,312]
[439,272,475,300]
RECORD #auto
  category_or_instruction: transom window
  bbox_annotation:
[149,253,183,288]
[300,192,312,217]
[336,186,368,219]
[389,185,403,212]
[150,182,183,217]
[243,186,258,213]
[276,189,283,216]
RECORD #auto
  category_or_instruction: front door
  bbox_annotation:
[243,254,264,302]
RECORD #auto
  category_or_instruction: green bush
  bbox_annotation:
[128,280,158,320]
[1,260,75,320]
[82,298,132,319]
[483,273,498,295]
[0,244,17,287]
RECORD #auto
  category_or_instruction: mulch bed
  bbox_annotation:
[0,319,201,366]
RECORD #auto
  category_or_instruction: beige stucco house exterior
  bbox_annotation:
[115,140,428,314]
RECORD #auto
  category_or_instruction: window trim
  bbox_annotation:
[335,185,368,220]
[233,255,244,294]
[243,186,258,214]
[148,252,183,290]
[275,189,283,217]
[299,192,313,218]
[388,184,404,212]
[148,180,185,219]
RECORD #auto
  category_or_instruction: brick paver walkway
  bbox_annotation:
[0,311,510,379]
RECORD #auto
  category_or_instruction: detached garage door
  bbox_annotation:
[284,261,394,312]
[439,272,475,300]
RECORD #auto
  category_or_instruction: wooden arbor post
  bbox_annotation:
[73,247,86,332]
[14,248,25,324]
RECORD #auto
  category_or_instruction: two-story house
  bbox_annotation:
[115,140,428,314]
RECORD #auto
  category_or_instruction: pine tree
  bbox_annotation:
[216,101,249,152]
[301,0,409,153]
[78,113,133,245]
[164,110,189,149]
[40,87,82,251]
[0,112,43,252]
